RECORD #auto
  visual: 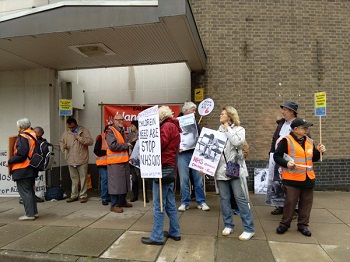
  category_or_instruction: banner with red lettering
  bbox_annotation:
[103,105,181,134]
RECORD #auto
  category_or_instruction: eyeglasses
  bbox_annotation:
[114,118,124,122]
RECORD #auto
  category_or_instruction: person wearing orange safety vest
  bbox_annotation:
[93,125,111,206]
[106,114,133,213]
[5,118,39,221]
[274,118,326,237]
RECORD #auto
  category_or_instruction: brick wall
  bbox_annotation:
[189,0,350,191]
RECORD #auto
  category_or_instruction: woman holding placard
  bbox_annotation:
[141,106,181,245]
[215,106,255,241]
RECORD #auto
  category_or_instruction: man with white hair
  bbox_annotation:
[177,101,210,212]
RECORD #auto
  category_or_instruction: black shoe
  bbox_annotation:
[130,196,138,202]
[271,207,283,215]
[298,227,312,237]
[146,198,150,203]
[19,198,23,205]
[141,237,164,245]
[102,200,109,206]
[36,196,44,203]
[276,226,288,234]
[164,231,181,241]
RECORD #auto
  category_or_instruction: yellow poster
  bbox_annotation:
[194,88,204,102]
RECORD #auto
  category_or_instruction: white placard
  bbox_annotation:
[189,127,227,176]
[254,168,268,194]
[178,113,198,151]
[198,98,214,116]
[129,140,140,168]
[0,150,19,197]
[138,105,162,179]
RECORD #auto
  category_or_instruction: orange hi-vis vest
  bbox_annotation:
[95,133,108,166]
[106,126,129,164]
[12,129,36,171]
[281,134,315,181]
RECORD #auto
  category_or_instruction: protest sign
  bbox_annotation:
[189,127,227,176]
[138,105,162,179]
[178,113,198,151]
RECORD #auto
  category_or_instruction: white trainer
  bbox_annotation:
[222,227,233,236]
[197,203,210,211]
[18,215,35,221]
[238,231,255,241]
[178,204,189,212]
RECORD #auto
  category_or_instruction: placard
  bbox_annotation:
[178,113,198,151]
[189,127,227,176]
[138,105,162,179]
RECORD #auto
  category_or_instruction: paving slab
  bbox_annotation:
[322,244,350,262]
[216,238,274,262]
[311,222,350,247]
[89,205,150,230]
[0,224,42,248]
[50,227,123,257]
[310,208,344,224]
[269,241,333,262]
[327,208,350,224]
[49,208,108,227]
[158,234,215,261]
[179,213,219,236]
[101,231,160,261]
[3,226,80,252]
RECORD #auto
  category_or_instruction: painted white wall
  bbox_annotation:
[0,63,190,166]
[59,63,191,162]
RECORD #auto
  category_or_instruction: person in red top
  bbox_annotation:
[141,106,181,245]
[274,118,326,237]
[5,118,39,221]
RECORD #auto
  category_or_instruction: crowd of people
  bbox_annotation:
[5,100,326,243]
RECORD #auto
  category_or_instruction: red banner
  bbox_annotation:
[103,105,181,134]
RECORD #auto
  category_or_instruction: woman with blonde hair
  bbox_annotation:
[215,106,255,240]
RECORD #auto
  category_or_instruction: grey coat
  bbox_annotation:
[106,125,130,194]
[215,124,249,181]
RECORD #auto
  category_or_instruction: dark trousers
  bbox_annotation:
[111,194,127,207]
[17,177,38,217]
[280,185,313,229]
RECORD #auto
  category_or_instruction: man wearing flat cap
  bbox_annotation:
[268,101,299,215]
[273,118,326,237]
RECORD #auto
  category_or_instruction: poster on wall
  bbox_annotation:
[138,105,162,179]
[103,105,181,136]
[254,168,268,194]
[189,127,227,176]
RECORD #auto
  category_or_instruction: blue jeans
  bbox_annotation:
[98,166,109,201]
[149,180,180,242]
[178,151,206,205]
[217,179,255,233]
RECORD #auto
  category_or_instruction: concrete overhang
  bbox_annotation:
[0,0,206,72]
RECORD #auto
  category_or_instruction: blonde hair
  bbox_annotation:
[223,106,240,126]
[158,106,173,122]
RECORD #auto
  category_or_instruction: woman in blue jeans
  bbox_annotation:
[141,106,181,245]
[215,106,255,240]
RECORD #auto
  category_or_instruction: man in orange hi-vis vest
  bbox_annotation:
[274,118,326,237]
[106,114,133,213]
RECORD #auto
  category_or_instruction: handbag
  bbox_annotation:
[223,151,240,178]
[154,165,176,184]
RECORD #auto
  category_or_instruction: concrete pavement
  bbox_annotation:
[0,190,349,262]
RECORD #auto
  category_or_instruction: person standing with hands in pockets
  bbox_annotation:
[60,118,93,203]
[274,118,326,237]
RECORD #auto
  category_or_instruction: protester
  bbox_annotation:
[60,118,93,203]
[5,118,38,220]
[141,106,181,245]
[94,125,111,205]
[215,106,255,240]
[274,118,326,237]
[128,120,149,203]
[268,101,298,216]
[106,114,133,213]
[178,101,210,212]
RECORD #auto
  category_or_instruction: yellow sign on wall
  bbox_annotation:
[59,99,73,116]
[194,88,204,102]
